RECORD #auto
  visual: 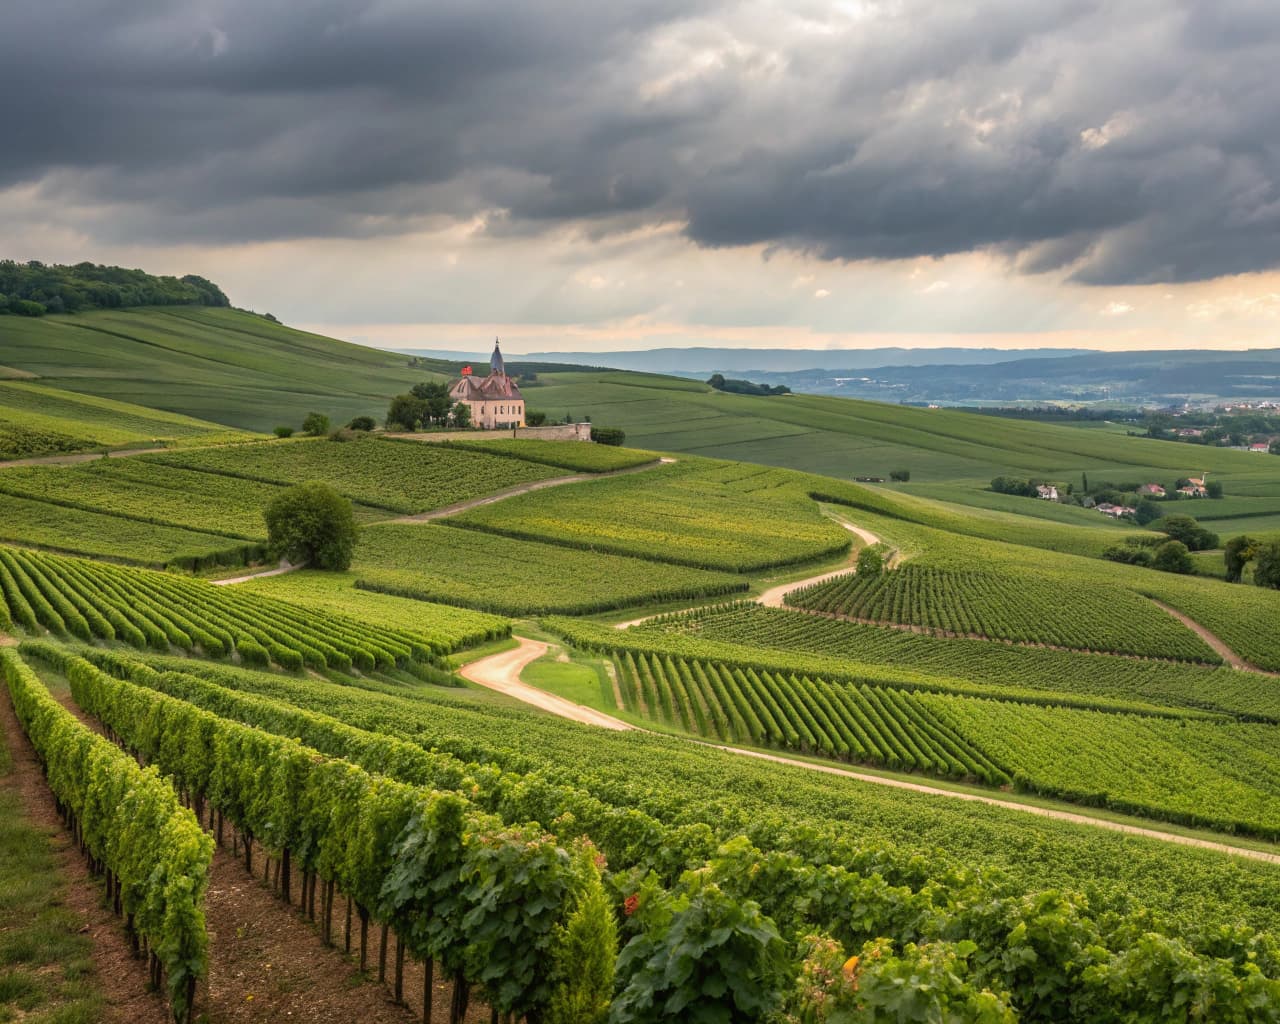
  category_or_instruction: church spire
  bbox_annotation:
[490,337,505,376]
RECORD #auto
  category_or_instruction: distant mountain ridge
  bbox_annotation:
[398,346,1095,374]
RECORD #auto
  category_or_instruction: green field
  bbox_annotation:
[147,435,563,514]
[451,457,852,572]
[239,568,510,651]
[644,603,1280,719]
[0,379,253,458]
[785,563,1218,661]
[0,307,451,432]
[5,303,1280,1020]
[355,522,749,614]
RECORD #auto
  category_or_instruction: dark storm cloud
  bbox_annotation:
[5,0,1279,284]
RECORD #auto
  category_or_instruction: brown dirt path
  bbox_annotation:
[614,520,884,628]
[381,456,674,525]
[459,637,634,731]
[0,446,169,470]
[210,559,302,587]
[699,745,1280,865]
[453,638,1280,865]
[1149,598,1279,675]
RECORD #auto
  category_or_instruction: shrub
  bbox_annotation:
[1102,546,1153,567]
[856,545,886,576]
[590,427,626,446]
[301,412,330,436]
[273,426,294,438]
[890,469,911,482]
[347,415,376,432]
[526,411,548,427]
[1152,540,1193,575]
[9,298,46,316]
[263,481,358,570]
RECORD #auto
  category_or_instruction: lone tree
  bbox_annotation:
[1255,541,1280,589]
[301,411,330,436]
[264,481,357,570]
[1224,535,1258,583]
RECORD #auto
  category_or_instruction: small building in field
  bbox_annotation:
[448,340,525,429]
[1250,443,1271,453]
[1138,483,1166,497]
[1178,475,1208,497]
[1036,484,1059,501]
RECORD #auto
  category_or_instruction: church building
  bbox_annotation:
[448,340,525,429]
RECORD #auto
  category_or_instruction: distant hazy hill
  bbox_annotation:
[403,345,1280,404]
[756,349,1280,403]
[400,346,1093,374]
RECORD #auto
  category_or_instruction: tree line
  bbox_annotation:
[0,259,230,316]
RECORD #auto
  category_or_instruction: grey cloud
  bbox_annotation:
[4,0,1279,283]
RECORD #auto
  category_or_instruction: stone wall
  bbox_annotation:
[385,422,592,443]
[511,422,592,441]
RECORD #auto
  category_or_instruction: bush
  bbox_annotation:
[890,469,911,482]
[856,545,886,576]
[347,415,376,432]
[301,412,330,436]
[273,425,294,438]
[263,480,358,570]
[526,411,548,427]
[590,427,626,446]
[1152,540,1193,574]
[9,298,46,316]
[1103,546,1153,567]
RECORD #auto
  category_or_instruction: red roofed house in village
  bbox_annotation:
[448,340,525,429]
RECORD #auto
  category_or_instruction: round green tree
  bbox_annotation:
[1254,541,1280,589]
[1152,539,1193,575]
[264,481,357,570]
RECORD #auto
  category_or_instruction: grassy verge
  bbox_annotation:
[0,695,104,1024]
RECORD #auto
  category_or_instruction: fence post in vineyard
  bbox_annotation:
[358,905,369,972]
[423,957,433,1024]
[395,934,405,1003]
[379,923,389,982]
[282,848,291,904]
[344,894,352,953]
[449,973,468,1024]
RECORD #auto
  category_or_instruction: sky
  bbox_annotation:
[4,0,1280,354]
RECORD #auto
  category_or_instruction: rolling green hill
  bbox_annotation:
[0,379,253,459]
[0,306,453,432]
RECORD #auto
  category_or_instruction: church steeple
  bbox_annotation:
[489,338,505,376]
